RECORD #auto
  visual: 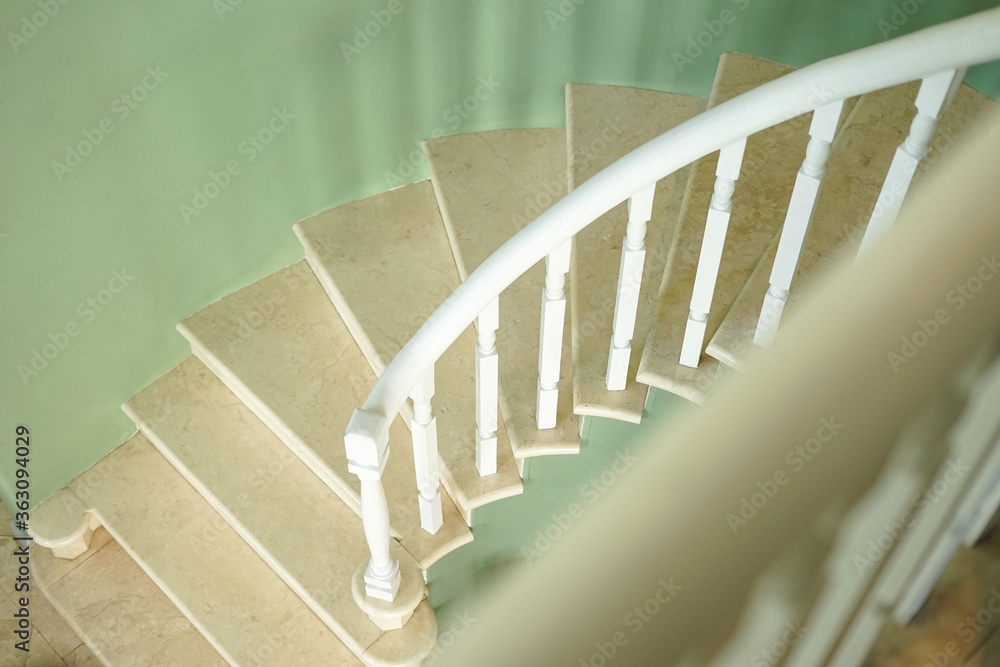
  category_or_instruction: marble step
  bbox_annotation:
[566,83,707,423]
[423,129,581,457]
[293,181,523,516]
[32,527,229,666]
[177,261,471,568]
[30,435,366,666]
[706,81,999,368]
[123,356,437,666]
[636,53,811,402]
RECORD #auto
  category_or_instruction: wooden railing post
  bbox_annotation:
[680,139,747,367]
[410,368,443,533]
[856,68,966,258]
[754,100,845,347]
[476,298,500,475]
[606,184,656,390]
[344,409,399,601]
[537,241,571,429]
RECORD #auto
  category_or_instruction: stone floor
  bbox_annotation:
[0,500,99,666]
[3,496,1000,666]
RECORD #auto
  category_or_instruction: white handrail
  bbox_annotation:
[432,106,1000,667]
[360,8,1000,427]
[346,9,1000,613]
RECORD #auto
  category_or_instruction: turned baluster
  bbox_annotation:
[476,298,499,475]
[537,241,571,429]
[679,139,747,367]
[606,184,655,390]
[754,100,844,347]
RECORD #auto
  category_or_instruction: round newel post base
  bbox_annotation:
[352,556,425,631]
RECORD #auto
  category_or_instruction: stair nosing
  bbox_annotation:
[175,326,371,526]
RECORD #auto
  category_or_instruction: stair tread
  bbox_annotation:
[423,129,581,457]
[637,53,802,402]
[293,181,523,512]
[177,262,472,568]
[33,530,228,666]
[31,434,365,666]
[707,82,1000,367]
[123,356,437,665]
[567,83,708,422]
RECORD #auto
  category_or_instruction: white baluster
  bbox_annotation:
[537,240,571,429]
[679,139,747,368]
[476,298,499,476]
[754,100,845,347]
[410,368,443,533]
[856,68,965,258]
[606,184,656,391]
[345,408,400,602]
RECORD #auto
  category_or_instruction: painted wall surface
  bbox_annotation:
[0,0,997,553]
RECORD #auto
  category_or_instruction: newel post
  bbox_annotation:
[345,409,400,602]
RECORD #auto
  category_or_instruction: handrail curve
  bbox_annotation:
[359,8,1000,427]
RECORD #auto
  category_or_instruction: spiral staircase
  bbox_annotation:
[22,10,1000,666]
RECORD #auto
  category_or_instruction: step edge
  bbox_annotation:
[82,507,243,666]
[122,402,391,662]
[173,330,367,524]
[295,219,524,518]
[422,130,582,456]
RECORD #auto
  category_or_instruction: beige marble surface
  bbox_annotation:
[423,129,581,456]
[62,645,100,666]
[293,181,523,514]
[707,82,998,368]
[30,434,365,666]
[25,578,89,662]
[0,591,72,666]
[36,536,227,666]
[636,53,802,403]
[124,356,438,664]
[178,262,472,568]
[567,83,707,422]
[30,528,114,596]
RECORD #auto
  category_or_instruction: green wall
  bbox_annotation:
[0,0,997,543]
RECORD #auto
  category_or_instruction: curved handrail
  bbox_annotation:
[359,8,1000,425]
[432,102,1000,667]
